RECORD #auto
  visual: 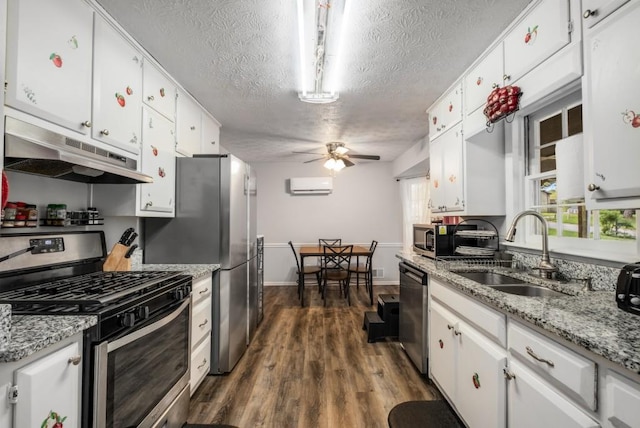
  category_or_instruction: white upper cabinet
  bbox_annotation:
[429,82,463,141]
[92,16,143,155]
[201,113,221,155]
[143,61,176,122]
[583,0,640,207]
[464,45,504,116]
[503,0,571,85]
[5,0,93,133]
[176,89,202,156]
[429,123,464,213]
[581,0,630,29]
[138,106,176,215]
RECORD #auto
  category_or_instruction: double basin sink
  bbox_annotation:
[455,271,568,298]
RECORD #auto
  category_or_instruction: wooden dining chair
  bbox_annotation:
[288,241,322,306]
[321,244,353,306]
[349,240,378,293]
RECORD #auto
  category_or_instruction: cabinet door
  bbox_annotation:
[582,0,630,29]
[441,123,464,212]
[139,106,176,214]
[429,301,457,401]
[503,0,571,84]
[92,16,143,155]
[584,1,640,204]
[201,113,221,154]
[5,0,93,133]
[464,45,504,115]
[428,137,445,212]
[508,360,600,428]
[176,89,202,156]
[14,342,81,428]
[456,321,507,428]
[429,83,462,141]
[605,370,640,428]
[143,61,176,121]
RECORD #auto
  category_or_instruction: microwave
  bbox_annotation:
[413,223,477,259]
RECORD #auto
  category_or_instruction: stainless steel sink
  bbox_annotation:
[455,271,527,285]
[487,284,568,298]
[455,271,568,297]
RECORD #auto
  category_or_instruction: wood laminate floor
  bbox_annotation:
[187,283,440,428]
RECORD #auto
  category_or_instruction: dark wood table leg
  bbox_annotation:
[368,263,373,306]
[299,254,305,307]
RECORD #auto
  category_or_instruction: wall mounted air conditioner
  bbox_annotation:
[289,177,333,195]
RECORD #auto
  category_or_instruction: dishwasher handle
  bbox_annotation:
[399,262,428,285]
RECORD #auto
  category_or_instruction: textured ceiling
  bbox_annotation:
[95,0,531,164]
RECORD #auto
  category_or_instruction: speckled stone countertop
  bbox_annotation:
[131,263,220,279]
[0,315,97,363]
[397,251,640,376]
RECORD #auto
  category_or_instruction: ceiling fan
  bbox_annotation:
[293,142,381,169]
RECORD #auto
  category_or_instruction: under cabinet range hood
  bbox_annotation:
[3,117,153,184]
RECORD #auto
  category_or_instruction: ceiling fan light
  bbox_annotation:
[334,159,346,171]
[324,158,337,169]
[334,145,348,155]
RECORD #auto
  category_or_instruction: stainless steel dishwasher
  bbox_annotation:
[399,262,428,374]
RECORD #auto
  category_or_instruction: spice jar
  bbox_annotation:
[2,202,17,228]
[26,204,38,227]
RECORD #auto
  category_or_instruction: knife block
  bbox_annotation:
[103,243,131,272]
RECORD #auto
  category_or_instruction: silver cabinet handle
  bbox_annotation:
[199,319,209,328]
[503,368,516,380]
[82,120,92,128]
[587,183,600,192]
[68,355,82,365]
[583,9,597,18]
[526,346,555,367]
[197,358,208,370]
[199,288,209,294]
[147,95,155,101]
[190,126,196,131]
[100,129,110,136]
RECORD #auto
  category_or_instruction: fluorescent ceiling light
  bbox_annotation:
[297,0,349,104]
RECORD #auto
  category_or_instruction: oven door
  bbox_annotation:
[93,299,191,428]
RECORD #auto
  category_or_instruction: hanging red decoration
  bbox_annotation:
[483,85,522,127]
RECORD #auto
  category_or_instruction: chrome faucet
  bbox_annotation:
[505,210,558,279]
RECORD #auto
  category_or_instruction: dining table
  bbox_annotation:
[298,245,374,306]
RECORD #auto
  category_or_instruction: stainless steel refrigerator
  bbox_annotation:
[143,154,258,374]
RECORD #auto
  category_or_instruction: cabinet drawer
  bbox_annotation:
[192,273,212,306]
[190,337,211,396]
[430,279,506,346]
[508,320,596,410]
[605,370,640,428]
[191,297,212,349]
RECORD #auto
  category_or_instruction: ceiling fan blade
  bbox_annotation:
[303,157,326,164]
[348,154,380,160]
[342,158,355,167]
[293,150,325,155]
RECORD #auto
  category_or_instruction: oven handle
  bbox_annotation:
[107,298,190,353]
[93,298,190,428]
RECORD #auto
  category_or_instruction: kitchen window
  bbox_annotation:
[524,91,638,257]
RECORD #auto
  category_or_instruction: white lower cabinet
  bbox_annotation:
[0,333,82,428]
[604,370,640,428]
[430,300,507,428]
[507,360,600,428]
[190,272,212,395]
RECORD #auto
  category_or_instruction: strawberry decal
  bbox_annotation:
[432,116,437,125]
[622,110,640,128]
[449,174,456,183]
[126,86,133,96]
[439,339,444,349]
[524,25,538,44]
[115,93,125,107]
[472,373,481,389]
[50,53,63,68]
[158,167,166,178]
[41,410,67,428]
[448,102,453,112]
[159,87,165,97]
[476,76,483,86]
[150,145,158,156]
[434,179,439,189]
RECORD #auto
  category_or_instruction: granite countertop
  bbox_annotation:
[0,263,220,364]
[0,315,97,363]
[397,251,640,376]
